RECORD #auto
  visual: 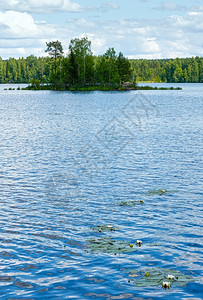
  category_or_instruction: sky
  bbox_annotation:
[0,0,202,59]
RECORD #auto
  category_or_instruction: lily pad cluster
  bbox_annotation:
[118,200,144,206]
[126,267,193,288]
[86,222,142,254]
[147,189,167,196]
[86,237,136,254]
[147,189,178,196]
[91,225,118,233]
[84,188,193,290]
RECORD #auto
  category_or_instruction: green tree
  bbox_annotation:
[45,40,63,86]
[66,49,78,85]
[0,58,3,83]
[190,57,199,82]
[69,37,93,85]
[116,52,132,83]
[160,69,166,82]
[95,55,109,85]
[173,59,183,82]
[183,68,189,82]
[104,47,120,86]
[165,60,175,82]
[196,57,203,82]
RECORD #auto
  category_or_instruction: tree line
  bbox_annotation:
[131,57,202,83]
[0,55,50,84]
[0,37,202,88]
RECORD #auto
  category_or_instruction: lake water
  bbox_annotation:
[0,83,202,299]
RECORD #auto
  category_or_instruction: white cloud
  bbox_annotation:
[0,0,84,13]
[153,1,187,11]
[0,8,202,59]
[0,11,56,38]
[151,12,203,57]
[0,0,121,14]
[99,2,120,12]
[0,10,59,58]
[66,18,95,29]
[0,11,40,38]
[154,2,203,13]
[143,38,160,53]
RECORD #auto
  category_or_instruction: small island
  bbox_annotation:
[1,37,202,91]
[32,38,182,91]
[20,38,181,91]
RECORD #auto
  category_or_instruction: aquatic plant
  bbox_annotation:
[136,240,142,246]
[118,200,144,206]
[162,281,170,288]
[147,189,168,196]
[91,224,119,233]
[86,237,136,254]
[126,267,193,287]
[167,274,175,280]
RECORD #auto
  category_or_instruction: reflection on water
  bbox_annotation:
[0,83,202,299]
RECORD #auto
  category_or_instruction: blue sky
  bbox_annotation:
[0,0,202,59]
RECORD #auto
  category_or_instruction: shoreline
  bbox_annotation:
[3,85,182,91]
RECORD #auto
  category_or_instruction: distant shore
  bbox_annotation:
[3,84,182,91]
[3,86,182,91]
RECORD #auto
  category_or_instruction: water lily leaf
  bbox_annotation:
[147,189,178,196]
[86,237,136,254]
[118,200,144,206]
[124,267,193,287]
[147,242,161,247]
[91,225,119,233]
[147,189,167,195]
[135,279,162,287]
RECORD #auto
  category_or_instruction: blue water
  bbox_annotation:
[0,83,202,299]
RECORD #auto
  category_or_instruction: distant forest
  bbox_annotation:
[130,57,202,83]
[0,39,202,86]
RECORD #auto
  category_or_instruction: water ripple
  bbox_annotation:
[0,84,202,299]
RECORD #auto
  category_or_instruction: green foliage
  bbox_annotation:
[45,40,64,88]
[86,237,136,254]
[118,200,144,206]
[125,267,193,288]
[146,189,178,195]
[30,79,41,90]
[0,58,3,83]
[45,40,63,59]
[45,38,131,89]
[0,55,50,84]
[91,225,119,233]
[68,37,93,85]
[116,52,132,82]
[130,56,203,83]
[65,50,78,85]
[0,39,202,88]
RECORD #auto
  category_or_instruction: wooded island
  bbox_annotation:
[0,37,202,90]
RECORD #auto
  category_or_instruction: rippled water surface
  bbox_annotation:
[0,83,202,299]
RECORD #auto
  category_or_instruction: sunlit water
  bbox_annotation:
[0,83,202,300]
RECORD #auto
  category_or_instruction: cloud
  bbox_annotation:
[150,12,203,57]
[154,1,203,13]
[0,8,202,59]
[142,38,160,53]
[81,12,203,58]
[0,22,9,31]
[0,0,121,14]
[0,11,56,38]
[153,1,188,11]
[99,2,120,13]
[0,0,84,13]
[0,10,59,57]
